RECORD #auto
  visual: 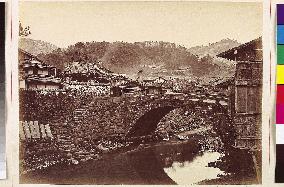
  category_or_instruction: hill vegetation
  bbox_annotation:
[188,38,241,57]
[20,40,238,84]
[19,38,58,56]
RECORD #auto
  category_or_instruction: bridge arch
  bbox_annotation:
[126,99,227,138]
[126,106,177,137]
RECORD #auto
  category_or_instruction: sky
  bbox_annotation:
[19,1,263,48]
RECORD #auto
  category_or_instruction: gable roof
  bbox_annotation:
[19,48,42,62]
[217,37,262,62]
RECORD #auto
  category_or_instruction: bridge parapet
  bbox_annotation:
[20,91,228,142]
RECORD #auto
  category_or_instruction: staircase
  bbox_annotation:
[73,104,89,123]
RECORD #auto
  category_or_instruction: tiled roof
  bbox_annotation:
[26,76,61,84]
[19,48,42,62]
[217,37,262,62]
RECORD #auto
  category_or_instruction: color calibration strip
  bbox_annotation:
[276,4,284,183]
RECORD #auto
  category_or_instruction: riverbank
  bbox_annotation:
[198,148,261,185]
[20,120,259,185]
[198,175,258,185]
[20,137,201,184]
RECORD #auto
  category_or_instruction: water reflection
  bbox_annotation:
[164,151,225,185]
[21,140,225,185]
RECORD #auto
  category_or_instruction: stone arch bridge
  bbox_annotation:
[72,93,229,139]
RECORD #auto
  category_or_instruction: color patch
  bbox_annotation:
[276,144,284,183]
[278,45,284,64]
[278,25,284,44]
[278,4,284,25]
[277,85,284,104]
[277,65,284,84]
[277,125,284,144]
[277,104,284,124]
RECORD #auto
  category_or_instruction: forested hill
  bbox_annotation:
[188,38,241,57]
[33,41,234,82]
[19,38,58,56]
[37,41,199,70]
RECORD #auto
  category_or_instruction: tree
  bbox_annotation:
[19,22,31,37]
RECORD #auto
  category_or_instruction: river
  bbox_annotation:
[21,139,225,185]
[164,151,225,185]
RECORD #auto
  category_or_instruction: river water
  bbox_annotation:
[164,151,225,185]
[21,139,225,184]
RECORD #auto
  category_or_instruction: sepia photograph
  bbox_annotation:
[18,1,263,185]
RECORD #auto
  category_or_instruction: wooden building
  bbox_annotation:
[19,49,61,90]
[217,37,262,150]
[144,85,163,95]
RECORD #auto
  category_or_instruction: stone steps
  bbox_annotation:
[73,105,89,123]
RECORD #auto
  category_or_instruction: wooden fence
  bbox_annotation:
[19,121,53,140]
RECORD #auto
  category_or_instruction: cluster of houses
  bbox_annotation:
[18,49,126,95]
[110,76,195,100]
[19,49,62,90]
[18,48,183,97]
[18,36,263,150]
[18,47,196,99]
[18,47,223,101]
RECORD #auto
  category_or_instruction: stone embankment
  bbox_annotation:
[19,90,230,173]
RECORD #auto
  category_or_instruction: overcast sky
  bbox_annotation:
[19,1,263,48]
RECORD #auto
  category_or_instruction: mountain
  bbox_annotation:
[19,38,58,56]
[36,41,237,84]
[188,38,241,57]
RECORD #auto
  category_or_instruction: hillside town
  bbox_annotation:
[19,37,262,185]
[19,46,225,98]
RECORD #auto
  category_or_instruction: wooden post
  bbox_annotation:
[252,152,261,183]
[45,124,53,139]
[19,121,26,140]
[40,124,47,139]
[23,121,31,139]
[30,121,40,139]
